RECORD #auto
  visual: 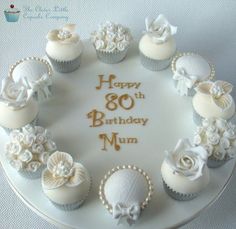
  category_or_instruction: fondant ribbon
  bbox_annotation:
[113,202,140,226]
[173,67,198,96]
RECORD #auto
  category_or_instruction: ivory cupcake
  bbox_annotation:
[161,138,209,201]
[99,165,153,225]
[5,125,57,179]
[172,53,215,96]
[0,78,39,133]
[193,118,236,168]
[90,21,133,64]
[192,81,235,125]
[139,14,177,71]
[42,151,91,211]
[46,24,83,73]
[9,57,53,102]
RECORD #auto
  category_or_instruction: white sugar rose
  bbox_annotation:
[207,133,220,145]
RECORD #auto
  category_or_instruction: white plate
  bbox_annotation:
[0,41,235,229]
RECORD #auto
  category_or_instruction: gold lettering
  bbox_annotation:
[96,74,116,90]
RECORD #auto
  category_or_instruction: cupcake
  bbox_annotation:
[4,4,20,22]
[0,78,39,133]
[192,81,235,125]
[172,53,215,96]
[99,165,153,225]
[139,14,177,71]
[90,21,133,64]
[193,118,236,168]
[9,57,53,102]
[161,138,209,201]
[42,151,91,211]
[5,125,57,179]
[46,24,83,73]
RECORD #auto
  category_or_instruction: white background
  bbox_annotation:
[0,0,236,228]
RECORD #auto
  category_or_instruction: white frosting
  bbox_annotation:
[42,152,90,205]
[139,34,176,60]
[193,118,236,160]
[193,81,235,119]
[91,21,132,52]
[46,24,83,61]
[5,125,56,173]
[0,98,38,129]
[145,15,177,44]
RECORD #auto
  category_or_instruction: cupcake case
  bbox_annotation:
[0,41,235,229]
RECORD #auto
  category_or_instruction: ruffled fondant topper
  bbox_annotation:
[0,77,33,110]
[145,14,177,44]
[46,24,79,44]
[42,151,86,189]
[195,81,233,110]
[90,21,133,52]
[165,138,208,181]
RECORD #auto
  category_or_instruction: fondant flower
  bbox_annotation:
[0,78,32,110]
[145,14,177,44]
[46,24,79,44]
[195,81,233,110]
[5,125,57,173]
[42,151,85,189]
[165,138,208,180]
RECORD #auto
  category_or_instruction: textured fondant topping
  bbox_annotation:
[5,125,57,172]
[42,151,86,189]
[193,118,236,161]
[145,14,177,44]
[0,78,33,110]
[91,21,133,52]
[164,138,208,180]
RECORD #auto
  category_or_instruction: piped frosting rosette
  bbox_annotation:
[144,14,177,44]
[193,118,236,167]
[5,125,57,178]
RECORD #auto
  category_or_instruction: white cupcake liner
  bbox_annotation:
[18,165,45,180]
[1,114,39,135]
[95,48,128,64]
[140,51,173,71]
[163,180,197,201]
[46,53,81,73]
[173,80,196,97]
[207,155,231,168]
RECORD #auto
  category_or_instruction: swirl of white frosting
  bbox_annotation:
[91,21,133,52]
[165,138,208,181]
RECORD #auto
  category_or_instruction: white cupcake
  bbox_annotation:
[46,24,83,73]
[99,165,153,225]
[172,53,215,96]
[0,78,39,133]
[9,57,53,102]
[91,21,133,64]
[192,81,235,125]
[139,14,177,71]
[42,151,91,211]
[193,118,236,168]
[161,138,209,201]
[5,125,57,179]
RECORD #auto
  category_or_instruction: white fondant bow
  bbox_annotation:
[113,202,141,226]
[173,67,198,96]
[23,73,52,101]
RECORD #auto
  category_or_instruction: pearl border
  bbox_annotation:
[99,165,154,214]
[8,56,53,79]
[171,52,215,81]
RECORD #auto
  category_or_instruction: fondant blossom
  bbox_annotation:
[195,81,233,110]
[165,138,208,180]
[193,118,236,160]
[145,14,177,44]
[46,24,79,44]
[90,21,132,52]
[5,125,57,173]
[42,151,85,189]
[0,78,33,110]
[173,67,198,96]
